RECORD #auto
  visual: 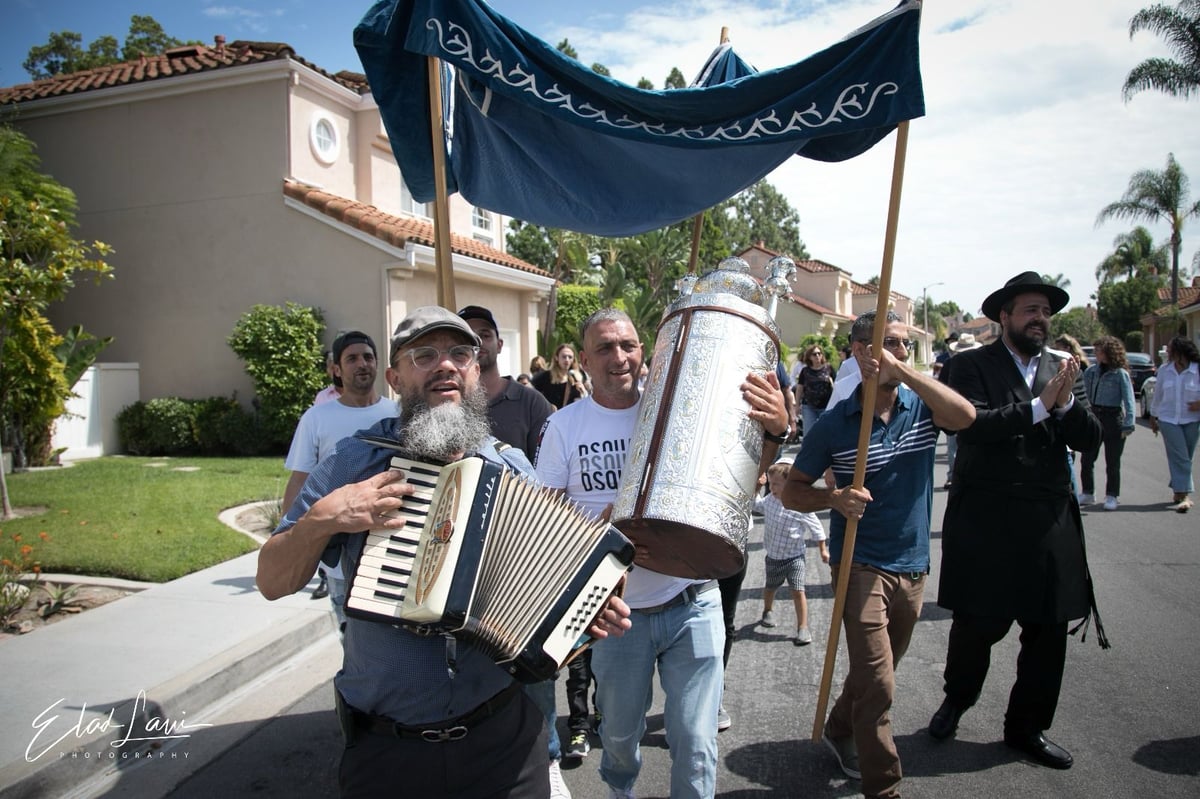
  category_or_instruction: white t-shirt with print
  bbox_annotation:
[535,396,704,608]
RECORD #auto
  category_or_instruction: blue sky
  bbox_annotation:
[3,0,1199,316]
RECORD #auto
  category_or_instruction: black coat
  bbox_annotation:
[938,340,1102,623]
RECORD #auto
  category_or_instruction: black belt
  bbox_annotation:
[633,579,719,615]
[349,681,519,742]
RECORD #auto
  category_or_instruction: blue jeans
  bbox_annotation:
[1160,420,1199,493]
[522,678,561,761]
[590,591,725,799]
[801,404,823,438]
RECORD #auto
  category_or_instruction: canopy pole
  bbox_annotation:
[686,214,704,275]
[426,55,456,309]
[810,119,911,742]
[685,26,731,276]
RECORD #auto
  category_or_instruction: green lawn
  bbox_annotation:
[2,456,289,582]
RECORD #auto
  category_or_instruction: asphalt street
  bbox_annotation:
[96,418,1199,799]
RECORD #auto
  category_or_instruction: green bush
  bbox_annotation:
[189,396,245,454]
[555,285,604,349]
[214,407,275,456]
[116,398,193,455]
[1124,331,1144,354]
[227,303,325,448]
[117,395,276,456]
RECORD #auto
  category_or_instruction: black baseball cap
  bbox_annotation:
[458,305,499,333]
[331,330,377,363]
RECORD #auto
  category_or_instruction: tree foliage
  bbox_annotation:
[1097,152,1200,307]
[23,15,200,80]
[1095,277,1161,339]
[1052,306,1107,344]
[1,126,114,517]
[664,67,687,89]
[1123,0,1200,101]
[1095,225,1169,284]
[227,303,326,449]
[724,182,809,258]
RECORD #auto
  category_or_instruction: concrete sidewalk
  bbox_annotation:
[0,547,334,799]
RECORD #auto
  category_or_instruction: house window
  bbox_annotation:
[472,206,493,232]
[473,232,494,246]
[399,179,430,218]
[309,113,340,165]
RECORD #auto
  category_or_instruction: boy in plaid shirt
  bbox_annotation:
[756,461,829,645]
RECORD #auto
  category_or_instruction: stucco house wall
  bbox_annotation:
[2,43,551,415]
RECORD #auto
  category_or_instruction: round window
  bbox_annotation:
[309,114,340,164]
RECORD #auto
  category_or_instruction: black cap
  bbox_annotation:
[458,305,499,333]
[331,330,377,364]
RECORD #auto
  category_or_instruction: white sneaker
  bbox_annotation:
[548,759,572,799]
[1077,493,1095,505]
[761,609,776,627]
[1103,496,1119,511]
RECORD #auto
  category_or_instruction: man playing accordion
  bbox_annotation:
[257,306,631,799]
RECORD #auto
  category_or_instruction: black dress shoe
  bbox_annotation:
[928,699,965,740]
[1004,731,1074,769]
[311,575,329,600]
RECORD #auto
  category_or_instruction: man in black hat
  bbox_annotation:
[928,272,1107,770]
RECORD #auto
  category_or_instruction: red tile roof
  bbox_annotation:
[283,180,548,277]
[1155,285,1200,310]
[793,258,845,274]
[0,39,368,104]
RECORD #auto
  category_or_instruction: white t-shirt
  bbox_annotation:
[284,396,397,472]
[535,396,704,608]
[827,356,862,410]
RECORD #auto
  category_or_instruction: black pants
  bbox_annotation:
[1080,406,1126,497]
[942,612,1068,735]
[338,692,548,799]
[565,648,595,731]
[718,562,748,668]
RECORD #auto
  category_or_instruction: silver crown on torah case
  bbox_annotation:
[611,255,795,579]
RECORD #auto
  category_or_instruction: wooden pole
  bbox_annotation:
[684,26,733,276]
[426,55,456,310]
[810,119,911,741]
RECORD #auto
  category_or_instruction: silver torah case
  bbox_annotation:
[611,256,792,579]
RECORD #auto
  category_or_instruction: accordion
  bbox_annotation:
[346,454,635,682]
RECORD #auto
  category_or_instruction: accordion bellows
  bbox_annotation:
[347,455,635,682]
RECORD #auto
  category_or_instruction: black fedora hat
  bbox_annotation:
[981,271,1070,322]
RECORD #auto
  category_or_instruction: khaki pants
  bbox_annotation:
[827,564,925,799]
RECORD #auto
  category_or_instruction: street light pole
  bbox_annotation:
[922,281,944,363]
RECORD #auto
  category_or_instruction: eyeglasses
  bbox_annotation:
[400,345,480,371]
[853,337,913,355]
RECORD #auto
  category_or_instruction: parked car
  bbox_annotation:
[1126,351,1156,394]
[1081,345,1095,365]
[1141,375,1157,419]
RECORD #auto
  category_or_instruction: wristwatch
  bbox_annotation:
[763,425,790,444]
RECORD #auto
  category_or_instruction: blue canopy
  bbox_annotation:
[354,0,924,236]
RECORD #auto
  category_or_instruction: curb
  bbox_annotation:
[0,604,334,799]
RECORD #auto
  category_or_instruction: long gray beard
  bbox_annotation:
[397,384,492,461]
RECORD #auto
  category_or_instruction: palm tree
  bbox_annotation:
[1040,272,1072,290]
[1094,226,1169,284]
[1096,152,1200,306]
[1122,1,1200,101]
